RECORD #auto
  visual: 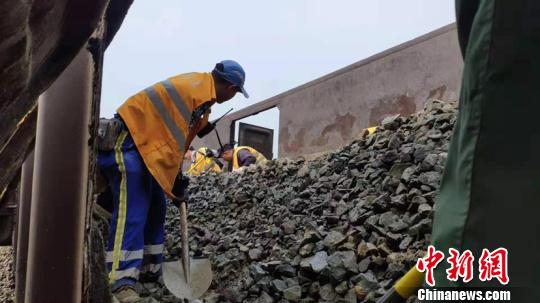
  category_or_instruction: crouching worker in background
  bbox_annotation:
[219,143,267,172]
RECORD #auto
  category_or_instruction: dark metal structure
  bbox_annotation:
[0,194,17,245]
[238,122,274,159]
[0,0,134,302]
[25,46,95,303]
[15,151,34,302]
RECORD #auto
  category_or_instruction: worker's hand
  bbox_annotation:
[234,167,246,174]
[170,197,184,208]
[196,122,215,138]
[171,175,190,206]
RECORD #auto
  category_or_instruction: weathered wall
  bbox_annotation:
[194,24,463,159]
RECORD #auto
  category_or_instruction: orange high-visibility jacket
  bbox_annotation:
[232,146,267,171]
[118,72,216,196]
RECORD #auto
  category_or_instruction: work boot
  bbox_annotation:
[139,271,161,284]
[113,285,140,303]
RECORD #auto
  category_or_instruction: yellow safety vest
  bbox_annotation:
[366,126,378,135]
[232,146,267,171]
[187,148,222,176]
[118,72,216,197]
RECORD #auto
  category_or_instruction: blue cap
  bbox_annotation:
[213,60,249,98]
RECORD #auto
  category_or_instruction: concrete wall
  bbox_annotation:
[194,24,463,159]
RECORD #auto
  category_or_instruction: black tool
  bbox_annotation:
[196,108,233,138]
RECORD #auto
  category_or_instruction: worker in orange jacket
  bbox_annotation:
[97,60,248,302]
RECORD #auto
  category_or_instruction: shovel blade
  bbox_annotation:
[162,258,213,299]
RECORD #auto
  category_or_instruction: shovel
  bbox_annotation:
[163,200,213,300]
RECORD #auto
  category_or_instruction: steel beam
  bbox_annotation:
[16,150,34,302]
[25,46,94,302]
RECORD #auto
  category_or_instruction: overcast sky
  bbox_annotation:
[101,1,456,156]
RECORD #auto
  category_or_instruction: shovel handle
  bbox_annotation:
[179,201,190,283]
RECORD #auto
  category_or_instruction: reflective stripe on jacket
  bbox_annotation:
[118,72,216,196]
[187,148,221,176]
[232,146,267,171]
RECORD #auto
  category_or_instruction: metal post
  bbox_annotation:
[15,150,34,302]
[25,46,94,302]
[228,120,236,171]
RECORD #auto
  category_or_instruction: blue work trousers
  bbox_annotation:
[98,131,167,290]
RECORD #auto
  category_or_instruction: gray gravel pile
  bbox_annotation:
[161,100,457,302]
[0,247,14,303]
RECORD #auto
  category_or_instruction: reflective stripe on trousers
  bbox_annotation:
[109,131,129,283]
[144,244,164,255]
[106,249,144,263]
